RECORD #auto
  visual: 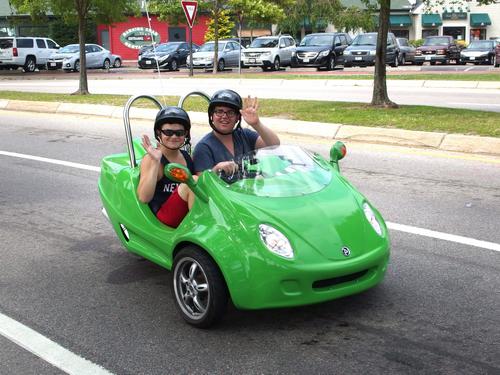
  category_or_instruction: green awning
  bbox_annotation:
[422,14,442,27]
[470,13,491,27]
[390,15,412,27]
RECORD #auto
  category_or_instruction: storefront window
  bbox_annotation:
[443,27,466,41]
[391,29,409,39]
[422,29,439,38]
[470,28,486,40]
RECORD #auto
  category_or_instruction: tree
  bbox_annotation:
[205,9,234,41]
[277,0,373,39]
[10,0,138,95]
[371,0,396,107]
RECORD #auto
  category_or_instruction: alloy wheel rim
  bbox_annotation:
[174,257,210,320]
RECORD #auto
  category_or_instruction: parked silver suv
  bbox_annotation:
[241,35,296,71]
[0,36,60,72]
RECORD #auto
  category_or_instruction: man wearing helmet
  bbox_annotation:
[193,89,280,175]
[137,106,196,228]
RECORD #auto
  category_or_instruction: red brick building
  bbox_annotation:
[97,15,210,60]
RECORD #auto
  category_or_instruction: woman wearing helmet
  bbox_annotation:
[193,89,280,175]
[137,106,196,228]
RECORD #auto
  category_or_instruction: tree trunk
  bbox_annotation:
[212,2,219,75]
[371,0,397,108]
[73,7,89,95]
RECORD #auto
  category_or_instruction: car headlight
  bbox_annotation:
[261,52,271,57]
[436,49,445,55]
[292,51,296,56]
[369,50,376,56]
[159,54,170,61]
[259,224,294,259]
[344,50,351,56]
[319,50,330,57]
[363,203,382,236]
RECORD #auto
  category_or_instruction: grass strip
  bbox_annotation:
[1,90,498,137]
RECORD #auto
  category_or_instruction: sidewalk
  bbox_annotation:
[1,99,499,156]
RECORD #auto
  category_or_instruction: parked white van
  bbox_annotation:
[0,37,60,72]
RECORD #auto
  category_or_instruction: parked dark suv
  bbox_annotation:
[291,32,351,70]
[415,36,461,65]
[344,32,399,67]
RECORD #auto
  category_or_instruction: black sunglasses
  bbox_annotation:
[160,129,186,137]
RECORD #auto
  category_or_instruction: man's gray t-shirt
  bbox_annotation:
[193,128,259,173]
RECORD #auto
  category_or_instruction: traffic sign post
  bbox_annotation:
[181,0,198,77]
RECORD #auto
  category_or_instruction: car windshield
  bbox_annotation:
[351,34,377,46]
[60,45,80,53]
[423,37,450,46]
[154,44,178,53]
[250,38,278,48]
[468,41,493,49]
[222,145,332,197]
[198,42,224,52]
[299,35,333,47]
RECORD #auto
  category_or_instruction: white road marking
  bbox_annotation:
[0,312,114,375]
[0,151,100,172]
[387,222,500,252]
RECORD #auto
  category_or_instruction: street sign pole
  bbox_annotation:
[181,0,198,77]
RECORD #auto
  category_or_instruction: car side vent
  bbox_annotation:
[312,270,368,289]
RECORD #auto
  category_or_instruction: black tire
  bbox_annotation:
[113,58,122,68]
[390,54,399,68]
[217,59,225,71]
[273,57,280,71]
[75,60,80,72]
[103,59,110,70]
[261,66,269,71]
[24,56,36,73]
[489,54,495,66]
[170,59,178,71]
[327,56,336,71]
[172,246,228,328]
[400,54,406,65]
[494,55,499,68]
[430,61,436,66]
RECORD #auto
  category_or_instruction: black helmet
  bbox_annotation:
[208,89,243,135]
[208,89,243,113]
[154,106,191,149]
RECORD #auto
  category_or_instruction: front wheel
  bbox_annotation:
[172,246,228,328]
[170,59,178,71]
[24,56,36,72]
[74,60,80,72]
[113,58,122,68]
[327,56,336,71]
[217,59,225,71]
[390,55,399,68]
[494,55,499,68]
[400,54,406,65]
[273,57,280,71]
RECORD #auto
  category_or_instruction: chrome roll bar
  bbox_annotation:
[123,94,163,168]
[178,91,211,107]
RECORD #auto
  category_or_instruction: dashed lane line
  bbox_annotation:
[0,312,114,375]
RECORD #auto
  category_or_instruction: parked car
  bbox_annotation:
[291,32,351,70]
[186,40,244,71]
[495,41,500,68]
[460,40,497,65]
[0,36,60,72]
[60,44,121,72]
[344,32,399,68]
[241,35,296,71]
[396,37,416,65]
[99,93,390,327]
[414,36,461,65]
[138,41,198,71]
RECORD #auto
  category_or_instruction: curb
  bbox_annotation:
[2,99,499,156]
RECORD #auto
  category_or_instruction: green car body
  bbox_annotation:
[99,137,390,325]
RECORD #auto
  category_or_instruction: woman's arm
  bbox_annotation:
[137,135,162,203]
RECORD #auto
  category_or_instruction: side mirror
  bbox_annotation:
[329,141,347,169]
[164,163,208,202]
